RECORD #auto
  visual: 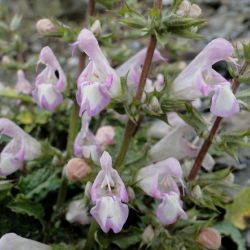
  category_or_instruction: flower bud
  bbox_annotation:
[191,185,203,200]
[142,225,154,243]
[90,20,102,35]
[224,173,235,184]
[2,56,11,65]
[176,0,191,16]
[96,126,115,148]
[36,18,56,34]
[64,158,91,181]
[196,228,221,250]
[66,200,91,225]
[189,4,202,18]
[149,96,162,113]
[127,186,135,200]
[84,181,92,199]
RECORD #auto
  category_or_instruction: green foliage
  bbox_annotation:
[188,169,234,211]
[177,103,207,135]
[7,195,45,224]
[225,186,250,230]
[0,180,13,202]
[0,88,35,103]
[214,221,246,250]
[18,167,61,201]
[95,227,142,249]
[242,42,250,62]
[9,14,22,31]
[214,130,250,159]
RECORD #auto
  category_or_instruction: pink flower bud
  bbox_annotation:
[189,4,202,18]
[64,158,91,181]
[96,126,115,148]
[36,18,56,34]
[196,228,221,250]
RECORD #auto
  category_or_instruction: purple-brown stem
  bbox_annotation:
[114,0,163,168]
[188,61,249,180]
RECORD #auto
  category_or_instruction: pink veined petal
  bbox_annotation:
[0,153,23,176]
[90,196,129,233]
[172,38,234,100]
[100,151,112,171]
[149,125,196,162]
[116,48,165,77]
[90,151,128,203]
[77,80,110,117]
[156,192,187,225]
[116,48,165,96]
[33,84,63,111]
[34,46,66,111]
[211,84,240,117]
[136,157,184,199]
[38,46,67,91]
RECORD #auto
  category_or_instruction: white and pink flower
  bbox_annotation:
[33,46,67,111]
[172,38,239,117]
[90,151,129,233]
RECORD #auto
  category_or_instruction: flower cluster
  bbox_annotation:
[136,158,187,225]
[2,26,242,235]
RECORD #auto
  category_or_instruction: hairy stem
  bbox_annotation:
[188,61,249,180]
[114,0,163,168]
[84,220,98,250]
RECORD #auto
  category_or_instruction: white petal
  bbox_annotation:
[211,85,239,117]
[90,196,128,233]
[0,233,50,250]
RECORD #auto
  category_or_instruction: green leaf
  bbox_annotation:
[242,42,250,61]
[19,167,61,201]
[239,72,250,83]
[188,169,234,211]
[0,134,11,144]
[214,130,250,159]
[174,29,204,40]
[7,195,45,223]
[225,186,250,230]
[51,243,76,250]
[214,221,246,250]
[0,180,13,201]
[111,228,142,249]
[163,16,206,29]
[10,14,22,31]
[0,88,35,103]
[17,111,33,125]
[177,103,207,134]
